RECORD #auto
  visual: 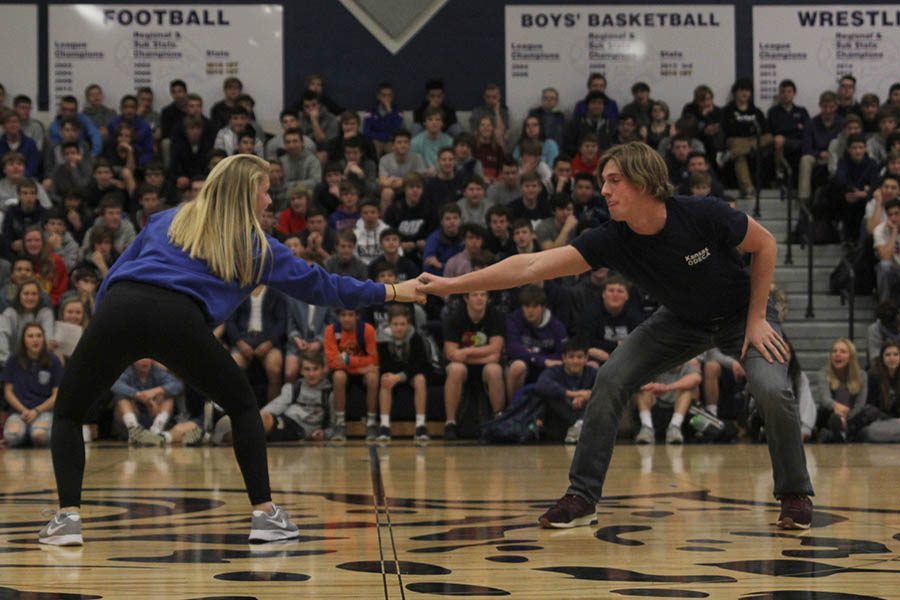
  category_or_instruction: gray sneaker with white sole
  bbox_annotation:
[248,504,300,543]
[38,511,83,546]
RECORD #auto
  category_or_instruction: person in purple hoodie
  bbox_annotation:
[505,284,568,400]
[38,154,424,547]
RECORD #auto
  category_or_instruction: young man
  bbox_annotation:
[634,358,703,445]
[328,181,362,232]
[444,223,487,278]
[111,359,184,446]
[456,175,493,225]
[2,181,47,258]
[424,147,464,209]
[536,193,578,250]
[422,203,463,276]
[299,206,335,264]
[419,141,814,530]
[378,128,427,209]
[767,79,810,174]
[441,290,506,440]
[353,199,390,265]
[13,95,46,152]
[798,91,843,202]
[621,82,654,130]
[580,274,645,367]
[367,228,420,282]
[832,134,880,237]
[484,204,514,258]
[0,112,41,177]
[564,90,613,155]
[376,305,430,442]
[279,128,321,190]
[412,79,461,136]
[836,74,861,117]
[160,79,188,140]
[82,84,117,140]
[867,109,897,164]
[873,197,900,303]
[265,110,315,160]
[363,81,404,156]
[324,229,368,281]
[259,352,335,442]
[534,338,599,444]
[505,284,567,399]
[508,172,551,229]
[528,86,567,147]
[324,307,379,441]
[106,95,153,165]
[297,91,339,152]
[486,158,522,206]
[80,197,136,256]
[411,108,453,170]
[48,95,102,156]
[678,152,726,199]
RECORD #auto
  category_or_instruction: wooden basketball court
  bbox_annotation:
[0,441,897,599]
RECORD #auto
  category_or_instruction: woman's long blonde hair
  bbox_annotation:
[169,154,271,287]
[825,337,862,395]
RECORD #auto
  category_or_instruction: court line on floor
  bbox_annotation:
[369,444,406,599]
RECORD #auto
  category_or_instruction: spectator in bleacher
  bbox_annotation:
[622,82,655,130]
[423,147,462,209]
[341,137,377,196]
[2,322,60,448]
[469,83,510,144]
[0,152,51,208]
[505,284,567,400]
[101,123,137,177]
[564,91,613,155]
[508,172,551,228]
[376,305,430,442]
[484,204,514,258]
[82,159,131,214]
[633,358,702,445]
[171,94,216,147]
[265,110,311,160]
[572,173,609,228]
[657,116,707,157]
[580,274,644,368]
[610,113,641,146]
[48,95,102,156]
[528,86,566,148]
[0,112,40,178]
[168,117,212,190]
[797,91,844,202]
[573,73,619,123]
[275,185,308,238]
[452,134,482,180]
[768,79,810,176]
[53,296,88,363]
[640,101,673,151]
[721,78,772,199]
[13,96,46,153]
[441,290,506,440]
[226,284,287,402]
[378,129,427,210]
[411,108,453,171]
[354,199,389,265]
[444,224,486,278]
[867,109,897,164]
[859,93,881,136]
[22,226,67,306]
[259,352,336,442]
[536,193,577,250]
[486,158,521,207]
[324,228,367,281]
[701,347,744,422]
[518,139,553,190]
[665,134,693,188]
[473,116,505,183]
[677,152,725,199]
[297,90,339,154]
[513,115,557,171]
[279,128,321,190]
[832,134,880,239]
[135,88,160,140]
[413,79,461,136]
[814,337,867,442]
[50,141,92,200]
[534,337,598,444]
[859,341,900,442]
[567,268,607,331]
[423,203,463,276]
[886,82,900,112]
[836,74,861,118]
[325,307,379,441]
[571,133,601,177]
[0,257,45,311]
[268,157,288,209]
[209,76,243,130]
[384,172,431,261]
[329,111,377,163]
[874,198,900,302]
[367,228,420,282]
[549,154,573,196]
[299,206,335,264]
[43,117,90,178]
[82,84,116,142]
[231,96,262,146]
[2,181,46,259]
[214,107,261,157]
[66,263,99,317]
[81,225,118,280]
[133,185,165,233]
[362,81,404,157]
[106,95,153,166]
[81,197,136,256]
[111,358,184,446]
[328,181,361,232]
[300,73,344,118]
[827,113,862,176]
[681,84,725,157]
[456,175,492,225]
[159,79,188,140]
[0,279,54,368]
[864,173,899,235]
[868,301,900,368]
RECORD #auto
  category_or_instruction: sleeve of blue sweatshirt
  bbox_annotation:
[264,237,384,309]
[153,366,185,397]
[79,114,103,156]
[111,369,138,398]
[535,367,567,401]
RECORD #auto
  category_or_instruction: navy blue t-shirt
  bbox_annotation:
[2,354,64,409]
[570,196,750,323]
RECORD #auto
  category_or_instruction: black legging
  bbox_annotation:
[51,281,271,507]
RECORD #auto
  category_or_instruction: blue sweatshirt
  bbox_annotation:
[534,364,598,402]
[97,208,385,325]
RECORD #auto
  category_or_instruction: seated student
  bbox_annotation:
[53,295,88,363]
[367,228,420,282]
[384,172,432,262]
[508,171,551,229]
[328,181,362,232]
[581,275,645,367]
[832,133,881,239]
[80,225,119,280]
[827,114,863,177]
[549,154,574,195]
[528,86,567,147]
[487,158,522,207]
[677,151,726,198]
[325,307,379,441]
[0,152,51,209]
[43,116,91,178]
[423,147,464,209]
[685,172,717,199]
[701,347,744,422]
[452,133,484,179]
[101,123,138,178]
[412,78,461,136]
[132,184,165,232]
[721,78,773,198]
[867,174,900,236]
[572,173,609,229]
[21,226,67,307]
[564,90,613,155]
[327,111,377,163]
[534,337,598,444]
[279,127,321,191]
[510,218,540,256]
[473,116,506,183]
[814,338,868,443]
[169,116,213,190]
[0,257,46,311]
[378,128,427,209]
[354,199,390,265]
[81,196,136,258]
[484,204,515,259]
[411,107,453,170]
[313,161,343,214]
[867,301,900,367]
[64,263,99,316]
[281,234,327,383]
[110,358,185,446]
[456,175,494,226]
[299,206,335,264]
[49,142,93,201]
[2,323,61,447]
[324,229,368,281]
[0,279,54,368]
[81,158,131,213]
[0,111,41,178]
[444,224,487,278]
[858,341,900,442]
[505,284,567,400]
[422,202,463,276]
[376,305,430,442]
[275,185,309,238]
[2,181,46,259]
[225,284,288,402]
[363,264,427,335]
[665,134,693,188]
[641,100,673,150]
[442,290,505,440]
[264,109,313,159]
[518,138,553,190]
[610,113,641,145]
[214,106,261,156]
[536,193,578,250]
[362,81,404,156]
[633,358,703,444]
[233,128,261,157]
[867,109,897,165]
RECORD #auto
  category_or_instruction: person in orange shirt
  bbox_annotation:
[324,307,379,441]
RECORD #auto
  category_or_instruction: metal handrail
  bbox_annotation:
[837,256,856,340]
[780,158,794,265]
[797,200,815,319]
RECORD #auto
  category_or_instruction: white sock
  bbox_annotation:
[366,412,377,427]
[705,404,718,417]
[151,411,169,433]
[82,425,92,442]
[670,413,685,428]
[639,410,653,428]
[380,414,390,428]
[123,413,139,429]
[445,419,456,426]
[335,411,345,426]
[162,432,172,443]
[415,414,426,428]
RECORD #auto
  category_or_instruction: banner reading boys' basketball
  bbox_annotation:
[753,5,900,108]
[48,4,283,118]
[0,4,38,101]
[504,5,735,120]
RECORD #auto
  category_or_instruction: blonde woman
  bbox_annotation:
[815,337,868,443]
[40,154,423,547]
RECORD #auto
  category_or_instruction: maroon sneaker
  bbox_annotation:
[776,494,813,530]
[538,494,597,529]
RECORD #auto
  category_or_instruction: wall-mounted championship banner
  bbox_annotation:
[505,5,735,119]
[49,5,283,119]
[753,5,900,108]
[0,4,38,101]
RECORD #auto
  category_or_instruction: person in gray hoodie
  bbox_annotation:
[279,128,321,190]
[260,352,335,441]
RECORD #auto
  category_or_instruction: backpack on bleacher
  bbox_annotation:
[480,385,545,444]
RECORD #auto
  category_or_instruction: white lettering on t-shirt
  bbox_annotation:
[684,247,711,266]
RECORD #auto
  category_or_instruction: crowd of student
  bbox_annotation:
[0,71,898,448]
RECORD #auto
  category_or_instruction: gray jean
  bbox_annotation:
[567,304,814,502]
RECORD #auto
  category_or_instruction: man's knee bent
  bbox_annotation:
[446,362,468,382]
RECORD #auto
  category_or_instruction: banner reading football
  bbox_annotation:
[505,5,735,120]
[48,5,283,119]
[0,5,38,101]
[753,5,900,108]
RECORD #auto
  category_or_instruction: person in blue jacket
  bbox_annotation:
[39,154,423,547]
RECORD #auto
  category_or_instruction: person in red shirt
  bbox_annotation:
[22,226,68,306]
[572,133,600,176]
[276,186,308,237]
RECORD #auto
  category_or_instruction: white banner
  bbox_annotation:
[505,5,735,120]
[49,5,283,121]
[0,5,38,102]
[753,5,900,108]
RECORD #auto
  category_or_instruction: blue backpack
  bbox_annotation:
[480,385,546,443]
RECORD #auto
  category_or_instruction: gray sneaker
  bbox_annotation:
[211,416,232,446]
[38,511,83,546]
[564,419,583,444]
[330,424,346,442]
[365,424,378,441]
[249,504,300,543]
[666,424,684,445]
[635,425,655,445]
[182,425,205,447]
[128,426,165,447]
